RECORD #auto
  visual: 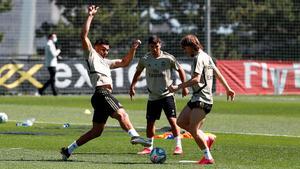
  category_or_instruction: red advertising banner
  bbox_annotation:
[216,60,300,95]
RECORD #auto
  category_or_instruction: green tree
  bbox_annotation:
[225,0,300,59]
[36,0,148,58]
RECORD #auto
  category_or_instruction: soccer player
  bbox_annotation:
[60,5,151,161]
[130,35,189,155]
[168,34,235,165]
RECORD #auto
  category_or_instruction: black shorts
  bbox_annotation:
[91,87,123,123]
[146,96,176,121]
[187,100,213,114]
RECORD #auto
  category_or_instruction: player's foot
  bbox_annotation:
[60,147,71,161]
[38,88,43,96]
[130,136,152,147]
[198,156,215,165]
[173,146,183,155]
[137,147,152,155]
[206,133,216,149]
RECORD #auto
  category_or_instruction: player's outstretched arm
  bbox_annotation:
[214,66,235,101]
[81,5,99,51]
[110,39,141,69]
[168,73,200,93]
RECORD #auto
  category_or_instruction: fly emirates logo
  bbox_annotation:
[244,62,300,93]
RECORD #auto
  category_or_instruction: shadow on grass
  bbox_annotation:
[74,152,137,155]
[0,159,152,165]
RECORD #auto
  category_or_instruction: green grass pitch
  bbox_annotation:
[0,95,300,169]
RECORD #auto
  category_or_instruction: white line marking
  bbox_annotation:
[179,160,198,163]
[9,148,23,150]
[209,130,300,138]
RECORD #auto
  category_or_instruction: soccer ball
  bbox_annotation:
[0,112,8,123]
[149,147,166,164]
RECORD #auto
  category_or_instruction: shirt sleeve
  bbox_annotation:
[136,58,145,71]
[194,56,204,75]
[170,56,179,70]
[105,58,120,67]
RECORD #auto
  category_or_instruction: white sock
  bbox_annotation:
[148,137,154,149]
[202,148,213,160]
[128,128,139,137]
[198,130,208,141]
[67,141,78,154]
[174,136,182,148]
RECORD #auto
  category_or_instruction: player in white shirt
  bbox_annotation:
[60,5,150,161]
[130,35,189,155]
[168,34,235,165]
[38,33,61,96]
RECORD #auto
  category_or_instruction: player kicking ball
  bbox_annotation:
[60,5,150,161]
[168,34,235,165]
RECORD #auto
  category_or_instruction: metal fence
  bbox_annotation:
[0,0,299,95]
[1,0,299,60]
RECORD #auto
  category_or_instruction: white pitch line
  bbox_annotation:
[209,130,300,138]
[8,120,300,138]
[179,160,198,163]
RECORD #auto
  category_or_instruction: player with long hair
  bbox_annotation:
[168,34,235,165]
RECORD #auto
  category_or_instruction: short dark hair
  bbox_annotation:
[181,34,203,51]
[94,39,110,46]
[48,33,56,39]
[148,35,161,44]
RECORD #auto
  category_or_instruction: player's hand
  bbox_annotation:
[129,87,135,101]
[168,85,178,93]
[88,5,99,16]
[182,88,189,97]
[226,88,235,101]
[131,39,142,49]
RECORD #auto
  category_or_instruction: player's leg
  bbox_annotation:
[188,110,207,150]
[167,116,183,155]
[38,67,53,95]
[48,67,57,95]
[60,122,105,161]
[197,120,216,149]
[137,99,162,154]
[136,119,155,155]
[111,108,151,147]
[163,96,182,154]
[188,108,214,164]
[176,104,192,131]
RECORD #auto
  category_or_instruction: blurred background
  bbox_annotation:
[0,0,299,95]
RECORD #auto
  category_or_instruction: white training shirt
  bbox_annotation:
[85,48,116,89]
[45,40,60,67]
[136,51,179,101]
[190,50,216,104]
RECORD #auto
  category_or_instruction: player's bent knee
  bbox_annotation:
[115,110,129,122]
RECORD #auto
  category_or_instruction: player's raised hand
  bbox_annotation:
[88,5,99,16]
[131,39,142,49]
